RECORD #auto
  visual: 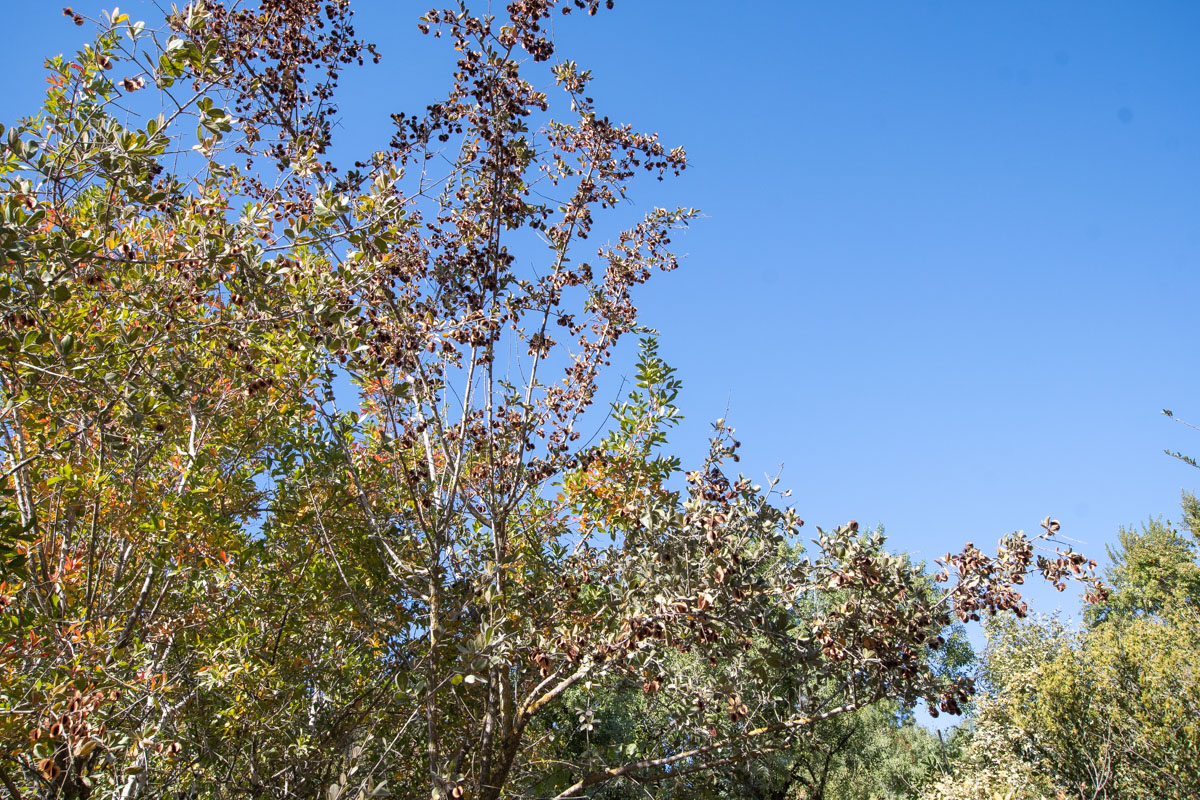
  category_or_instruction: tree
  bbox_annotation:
[710,700,951,800]
[928,497,1200,800]
[1093,495,1200,620]
[921,695,1061,800]
[0,3,1103,799]
[526,543,974,800]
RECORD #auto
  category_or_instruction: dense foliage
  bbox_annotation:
[925,496,1200,800]
[0,3,1106,799]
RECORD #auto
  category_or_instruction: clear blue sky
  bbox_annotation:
[5,1,1200,620]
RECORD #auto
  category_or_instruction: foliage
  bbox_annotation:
[537,691,953,800]
[927,496,1200,800]
[921,697,1060,800]
[1091,494,1200,620]
[530,544,975,800]
[0,2,1102,799]
[724,702,948,800]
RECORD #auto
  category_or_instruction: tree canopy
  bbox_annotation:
[0,3,1105,799]
[925,494,1200,800]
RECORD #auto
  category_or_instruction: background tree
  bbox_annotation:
[1093,495,1200,620]
[927,495,1200,800]
[523,543,973,800]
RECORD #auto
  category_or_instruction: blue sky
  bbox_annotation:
[5,1,1200,622]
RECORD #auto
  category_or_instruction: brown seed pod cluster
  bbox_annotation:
[186,0,378,169]
[29,687,119,792]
